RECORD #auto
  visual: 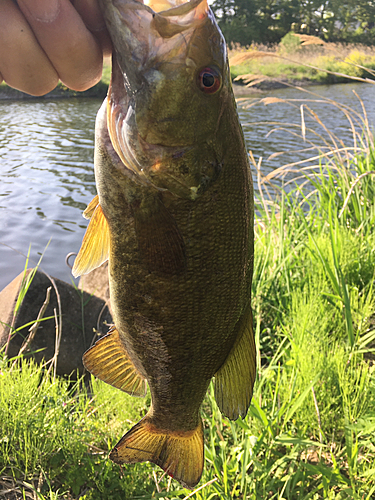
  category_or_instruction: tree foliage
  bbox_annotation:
[211,0,375,46]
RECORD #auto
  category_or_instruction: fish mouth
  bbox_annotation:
[99,0,210,95]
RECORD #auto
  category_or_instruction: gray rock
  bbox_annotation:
[78,261,112,315]
[0,269,112,377]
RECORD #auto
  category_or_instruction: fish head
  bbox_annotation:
[100,0,230,199]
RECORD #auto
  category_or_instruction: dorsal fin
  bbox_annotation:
[72,198,110,278]
[83,326,147,397]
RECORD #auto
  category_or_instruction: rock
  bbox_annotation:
[78,262,112,315]
[0,269,112,377]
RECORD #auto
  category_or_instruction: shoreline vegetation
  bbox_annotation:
[230,34,375,92]
[2,73,375,498]
[1,35,375,101]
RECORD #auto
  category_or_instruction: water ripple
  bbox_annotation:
[0,98,99,289]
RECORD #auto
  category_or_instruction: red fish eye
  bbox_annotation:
[197,67,221,94]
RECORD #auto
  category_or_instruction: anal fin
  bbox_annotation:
[214,305,256,420]
[110,413,204,490]
[83,326,147,397]
[72,198,110,278]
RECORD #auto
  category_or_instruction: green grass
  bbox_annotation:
[2,93,375,499]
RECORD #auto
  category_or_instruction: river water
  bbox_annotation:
[1,82,375,291]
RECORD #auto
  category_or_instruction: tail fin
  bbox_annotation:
[109,414,204,489]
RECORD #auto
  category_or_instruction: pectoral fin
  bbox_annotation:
[72,198,110,278]
[83,326,147,397]
[214,305,256,420]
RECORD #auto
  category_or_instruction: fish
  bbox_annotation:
[72,0,255,489]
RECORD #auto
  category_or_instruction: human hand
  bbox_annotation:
[0,0,112,96]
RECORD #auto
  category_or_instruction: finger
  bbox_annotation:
[0,0,59,96]
[91,27,113,59]
[17,0,104,91]
[72,0,113,57]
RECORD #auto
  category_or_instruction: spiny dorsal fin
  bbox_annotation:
[72,200,110,278]
[83,326,147,397]
[214,305,256,420]
[110,413,204,490]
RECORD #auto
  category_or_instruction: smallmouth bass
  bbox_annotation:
[73,0,255,489]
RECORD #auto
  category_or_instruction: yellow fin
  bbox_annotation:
[83,327,146,397]
[110,414,204,490]
[214,305,256,420]
[83,194,99,219]
[72,201,110,277]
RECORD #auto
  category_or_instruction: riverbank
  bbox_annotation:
[229,38,375,89]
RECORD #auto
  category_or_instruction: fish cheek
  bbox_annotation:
[132,194,186,275]
[147,144,222,200]
[136,71,217,147]
[134,72,188,143]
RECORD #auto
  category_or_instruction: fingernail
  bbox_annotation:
[18,0,60,23]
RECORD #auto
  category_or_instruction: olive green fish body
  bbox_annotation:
[96,100,253,428]
[73,0,255,488]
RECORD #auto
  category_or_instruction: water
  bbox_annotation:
[0,98,99,291]
[1,83,375,291]
[237,83,375,181]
